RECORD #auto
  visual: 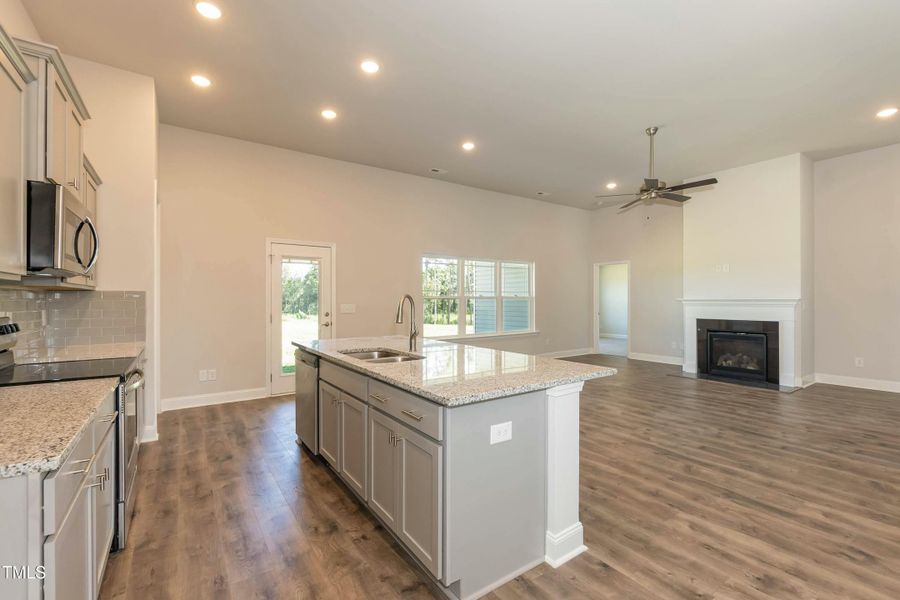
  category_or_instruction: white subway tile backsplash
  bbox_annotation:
[0,288,146,350]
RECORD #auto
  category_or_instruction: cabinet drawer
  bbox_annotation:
[321,360,367,400]
[93,388,118,442]
[43,426,93,535]
[368,380,443,441]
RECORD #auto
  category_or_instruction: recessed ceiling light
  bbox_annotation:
[194,1,222,19]
[190,74,211,88]
[876,107,898,118]
[360,60,380,74]
[605,182,617,190]
[321,109,338,120]
[461,141,475,151]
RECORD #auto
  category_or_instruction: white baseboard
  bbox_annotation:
[541,347,594,358]
[545,522,587,568]
[813,373,900,394]
[598,333,627,340]
[140,424,158,443]
[161,386,268,412]
[628,352,683,366]
[801,374,817,388]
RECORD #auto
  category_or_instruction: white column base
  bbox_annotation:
[544,381,586,568]
[545,522,587,567]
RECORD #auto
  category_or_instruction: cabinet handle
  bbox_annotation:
[87,473,105,490]
[70,458,90,465]
[65,468,89,475]
[388,432,394,444]
[401,409,424,422]
[370,393,388,403]
[393,435,403,446]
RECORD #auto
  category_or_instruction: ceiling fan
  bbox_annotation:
[596,126,718,209]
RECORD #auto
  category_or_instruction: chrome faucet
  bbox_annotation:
[395,294,418,352]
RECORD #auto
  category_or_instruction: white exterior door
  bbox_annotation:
[269,242,333,395]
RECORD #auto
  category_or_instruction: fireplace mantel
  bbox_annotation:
[680,298,803,387]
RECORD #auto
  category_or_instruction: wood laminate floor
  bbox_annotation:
[100,355,900,599]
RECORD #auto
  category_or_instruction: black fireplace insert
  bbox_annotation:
[697,319,779,385]
[707,331,767,381]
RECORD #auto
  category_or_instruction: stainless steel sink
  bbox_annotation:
[366,355,423,364]
[341,350,401,360]
[339,349,424,363]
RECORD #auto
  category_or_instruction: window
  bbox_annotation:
[422,256,534,338]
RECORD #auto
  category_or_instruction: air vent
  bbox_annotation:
[429,168,448,175]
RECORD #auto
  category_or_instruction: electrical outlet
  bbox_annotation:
[723,263,730,273]
[854,357,865,368]
[715,264,722,273]
[490,421,513,445]
[208,369,217,381]
[198,369,208,382]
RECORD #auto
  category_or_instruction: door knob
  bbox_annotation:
[322,322,331,327]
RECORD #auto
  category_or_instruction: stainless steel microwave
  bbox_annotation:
[26,181,100,278]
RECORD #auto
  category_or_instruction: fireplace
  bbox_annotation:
[697,319,779,385]
[708,331,766,381]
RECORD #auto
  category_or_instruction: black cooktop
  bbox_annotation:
[0,357,138,387]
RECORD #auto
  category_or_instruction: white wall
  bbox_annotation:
[683,154,810,300]
[814,143,900,387]
[64,56,160,438]
[597,263,628,337]
[590,204,683,360]
[159,125,592,402]
[0,0,39,39]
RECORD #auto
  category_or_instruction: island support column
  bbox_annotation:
[544,381,587,567]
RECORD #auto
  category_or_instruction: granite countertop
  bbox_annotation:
[293,336,616,407]
[0,378,120,478]
[15,341,145,365]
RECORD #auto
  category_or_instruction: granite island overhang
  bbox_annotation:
[292,336,615,600]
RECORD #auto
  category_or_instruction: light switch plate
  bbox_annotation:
[340,304,356,314]
[208,369,217,381]
[198,369,208,382]
[490,421,512,445]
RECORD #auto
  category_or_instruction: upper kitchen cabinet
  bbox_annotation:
[83,156,101,216]
[16,38,91,202]
[0,25,35,282]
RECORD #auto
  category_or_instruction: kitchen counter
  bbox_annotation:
[293,335,615,407]
[0,378,119,478]
[15,341,145,365]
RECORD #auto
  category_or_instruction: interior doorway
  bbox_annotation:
[593,261,630,357]
[267,240,334,395]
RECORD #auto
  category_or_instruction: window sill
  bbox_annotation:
[429,330,540,343]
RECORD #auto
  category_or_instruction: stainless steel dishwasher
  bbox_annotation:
[295,349,319,454]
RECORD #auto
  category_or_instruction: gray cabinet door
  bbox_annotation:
[93,429,116,590]
[339,393,367,498]
[367,410,400,531]
[397,423,442,579]
[0,35,28,277]
[44,481,92,600]
[318,381,341,470]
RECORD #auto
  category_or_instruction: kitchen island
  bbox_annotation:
[293,336,615,600]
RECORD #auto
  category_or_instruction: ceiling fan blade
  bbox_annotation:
[595,193,640,198]
[664,177,718,192]
[620,198,643,209]
[658,192,691,202]
[644,178,659,190]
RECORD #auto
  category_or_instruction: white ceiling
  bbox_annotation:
[22,0,900,209]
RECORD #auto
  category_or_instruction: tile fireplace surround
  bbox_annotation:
[681,299,803,388]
